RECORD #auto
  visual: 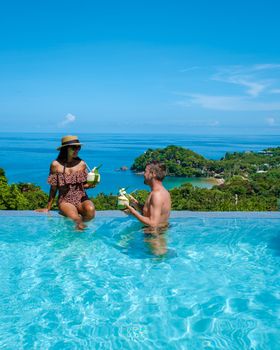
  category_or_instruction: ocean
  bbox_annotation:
[0,133,279,195]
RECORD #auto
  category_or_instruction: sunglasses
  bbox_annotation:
[69,145,81,150]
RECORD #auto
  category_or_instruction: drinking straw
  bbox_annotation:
[85,163,102,172]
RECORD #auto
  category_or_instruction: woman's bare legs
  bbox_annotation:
[78,200,95,222]
[59,202,86,230]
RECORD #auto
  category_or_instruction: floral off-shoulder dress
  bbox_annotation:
[47,169,89,207]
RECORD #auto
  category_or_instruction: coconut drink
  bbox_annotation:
[87,164,102,186]
[117,188,129,209]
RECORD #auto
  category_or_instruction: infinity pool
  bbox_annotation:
[0,212,280,349]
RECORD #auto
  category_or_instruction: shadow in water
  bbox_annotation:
[268,232,280,256]
[114,222,177,259]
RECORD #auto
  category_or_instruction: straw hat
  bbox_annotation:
[57,135,83,150]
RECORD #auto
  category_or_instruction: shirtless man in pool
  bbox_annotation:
[125,161,171,230]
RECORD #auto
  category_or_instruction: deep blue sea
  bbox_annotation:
[0,133,279,195]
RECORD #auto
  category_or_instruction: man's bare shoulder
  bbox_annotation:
[150,188,169,202]
[150,190,161,200]
[162,187,171,196]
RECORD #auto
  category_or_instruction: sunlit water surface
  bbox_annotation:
[0,215,280,349]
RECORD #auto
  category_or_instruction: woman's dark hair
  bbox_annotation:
[56,147,68,163]
[56,146,81,164]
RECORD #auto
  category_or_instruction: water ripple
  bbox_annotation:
[0,217,280,349]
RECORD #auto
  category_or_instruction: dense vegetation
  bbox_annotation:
[131,145,209,177]
[1,146,280,211]
[171,174,278,211]
[0,169,49,210]
[131,145,280,179]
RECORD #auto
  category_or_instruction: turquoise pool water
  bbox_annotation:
[0,213,280,349]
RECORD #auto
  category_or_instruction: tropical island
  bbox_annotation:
[1,145,280,211]
[131,145,280,179]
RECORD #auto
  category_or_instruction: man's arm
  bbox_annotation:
[126,192,162,227]
[128,194,144,213]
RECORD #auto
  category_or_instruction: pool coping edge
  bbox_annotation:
[1,210,280,219]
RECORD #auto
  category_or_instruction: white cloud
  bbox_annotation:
[212,70,267,97]
[266,117,276,126]
[270,89,280,94]
[180,93,280,111]
[209,120,220,127]
[228,77,266,97]
[59,113,76,127]
[252,64,280,71]
[179,66,200,73]
[177,63,280,111]
[214,64,280,74]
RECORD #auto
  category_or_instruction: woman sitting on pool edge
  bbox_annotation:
[37,135,95,229]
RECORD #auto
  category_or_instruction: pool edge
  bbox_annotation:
[1,210,280,219]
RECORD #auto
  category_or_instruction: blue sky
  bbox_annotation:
[0,0,280,134]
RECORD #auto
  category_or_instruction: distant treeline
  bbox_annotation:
[1,145,280,211]
[131,145,280,178]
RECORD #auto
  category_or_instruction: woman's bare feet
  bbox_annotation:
[76,221,87,230]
